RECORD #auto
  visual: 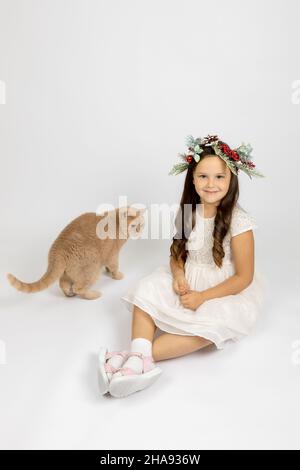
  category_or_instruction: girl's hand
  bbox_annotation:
[180,290,206,311]
[172,275,189,296]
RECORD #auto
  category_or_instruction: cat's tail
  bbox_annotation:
[7,253,66,293]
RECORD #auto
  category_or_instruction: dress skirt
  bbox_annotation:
[121,258,266,349]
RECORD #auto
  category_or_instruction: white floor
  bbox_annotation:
[0,230,299,450]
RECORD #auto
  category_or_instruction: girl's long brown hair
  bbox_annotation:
[170,144,239,268]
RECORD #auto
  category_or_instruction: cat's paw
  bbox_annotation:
[81,290,102,300]
[112,271,124,280]
[61,285,76,297]
[63,290,76,297]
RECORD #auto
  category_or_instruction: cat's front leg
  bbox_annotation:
[72,283,102,300]
[105,259,124,280]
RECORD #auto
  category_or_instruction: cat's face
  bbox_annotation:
[128,214,145,239]
[96,207,146,241]
[120,207,146,240]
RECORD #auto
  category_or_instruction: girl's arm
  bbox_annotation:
[202,230,255,301]
[170,255,189,296]
[170,255,185,279]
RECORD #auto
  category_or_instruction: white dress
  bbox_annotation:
[121,203,266,349]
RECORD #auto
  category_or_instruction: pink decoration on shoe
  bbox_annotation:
[114,352,155,376]
[105,350,128,361]
[116,367,135,376]
[104,363,118,373]
[102,350,130,376]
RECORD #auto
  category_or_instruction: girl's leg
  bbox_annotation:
[131,305,157,342]
[111,306,157,375]
[102,307,160,397]
[152,333,212,362]
[131,307,212,361]
[105,306,155,374]
[109,306,158,385]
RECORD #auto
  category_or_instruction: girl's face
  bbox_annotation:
[193,155,231,205]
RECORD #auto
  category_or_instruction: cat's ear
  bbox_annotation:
[127,206,146,217]
[137,207,146,215]
[98,210,109,218]
[126,206,139,217]
[119,206,145,218]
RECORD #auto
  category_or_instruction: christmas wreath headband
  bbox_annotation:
[169,134,265,179]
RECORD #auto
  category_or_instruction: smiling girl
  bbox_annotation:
[98,134,266,398]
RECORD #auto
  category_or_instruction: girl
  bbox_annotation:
[98,134,265,398]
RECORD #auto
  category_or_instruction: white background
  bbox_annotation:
[0,0,299,450]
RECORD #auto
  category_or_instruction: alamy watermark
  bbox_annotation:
[95,196,206,250]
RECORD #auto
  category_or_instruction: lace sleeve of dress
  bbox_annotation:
[230,206,258,238]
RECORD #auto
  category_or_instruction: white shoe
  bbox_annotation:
[97,348,129,395]
[109,351,162,398]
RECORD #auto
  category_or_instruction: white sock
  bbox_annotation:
[114,338,155,377]
[131,337,153,356]
[106,352,127,381]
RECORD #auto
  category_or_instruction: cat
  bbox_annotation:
[7,206,145,300]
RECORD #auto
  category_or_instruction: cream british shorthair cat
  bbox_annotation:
[7,206,145,300]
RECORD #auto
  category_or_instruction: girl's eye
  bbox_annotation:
[198,175,224,179]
